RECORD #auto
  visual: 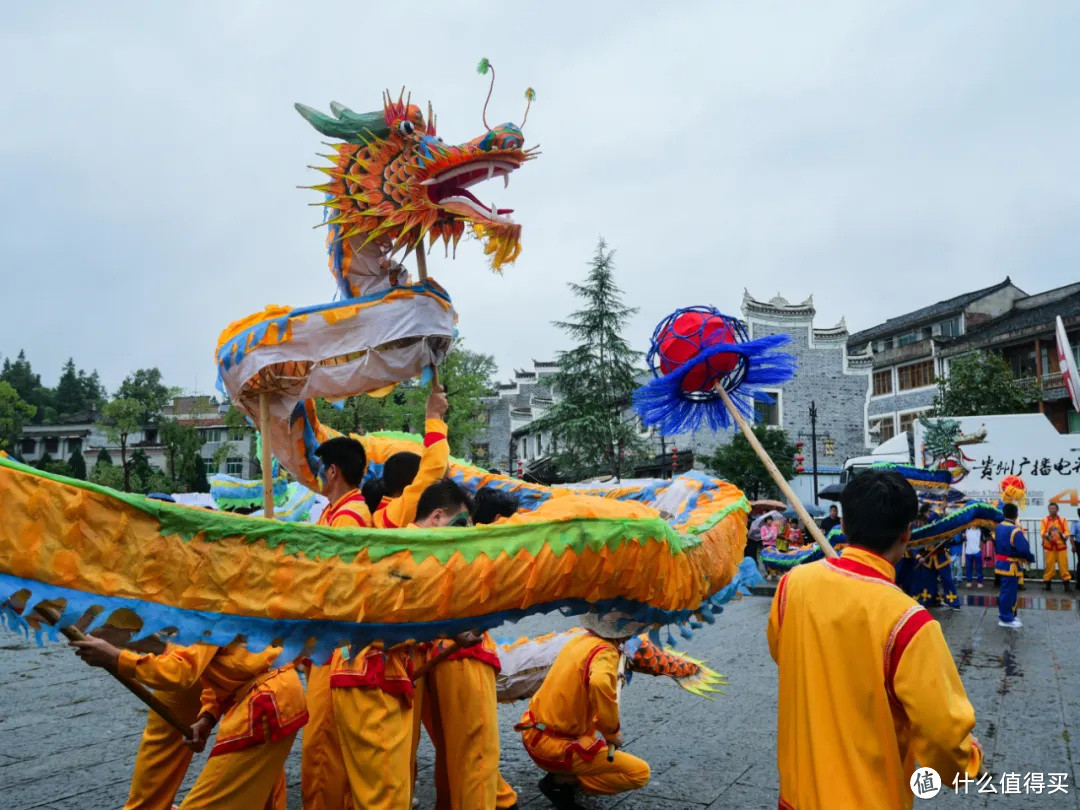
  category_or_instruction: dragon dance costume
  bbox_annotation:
[0,70,768,810]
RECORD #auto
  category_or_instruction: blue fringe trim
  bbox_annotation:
[0,571,753,667]
[634,309,797,436]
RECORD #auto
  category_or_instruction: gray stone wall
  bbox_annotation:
[747,319,869,466]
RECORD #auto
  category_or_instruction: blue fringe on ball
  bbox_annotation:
[633,333,798,436]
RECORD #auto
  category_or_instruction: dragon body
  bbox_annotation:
[1,77,758,664]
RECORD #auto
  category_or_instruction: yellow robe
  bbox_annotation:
[123,644,208,810]
[767,546,983,810]
[302,487,371,810]
[518,632,650,797]
[117,644,305,810]
[422,635,518,809]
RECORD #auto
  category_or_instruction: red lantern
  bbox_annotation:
[795,465,805,473]
[795,455,805,463]
[657,311,738,393]
[794,441,804,448]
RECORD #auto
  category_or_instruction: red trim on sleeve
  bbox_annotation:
[374,505,397,528]
[424,431,447,448]
[581,641,615,687]
[776,574,790,630]
[884,606,934,703]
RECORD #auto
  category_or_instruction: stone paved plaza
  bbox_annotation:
[1,589,1078,809]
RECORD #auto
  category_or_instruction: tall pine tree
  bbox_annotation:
[541,240,644,480]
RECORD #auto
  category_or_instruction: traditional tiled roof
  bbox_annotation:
[941,286,1080,352]
[847,278,1020,346]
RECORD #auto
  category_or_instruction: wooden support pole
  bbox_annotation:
[259,392,274,519]
[607,651,627,761]
[714,384,837,558]
[415,244,428,282]
[412,640,460,682]
[35,603,193,740]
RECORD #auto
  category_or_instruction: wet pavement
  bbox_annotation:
[1,590,1078,809]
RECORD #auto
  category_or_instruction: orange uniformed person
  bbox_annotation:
[367,383,450,528]
[121,642,209,810]
[768,468,983,809]
[302,435,371,810]
[332,476,467,810]
[419,482,519,810]
[71,637,305,809]
[517,609,651,808]
[1041,502,1072,590]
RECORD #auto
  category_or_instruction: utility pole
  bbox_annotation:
[809,400,819,506]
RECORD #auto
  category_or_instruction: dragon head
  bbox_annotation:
[297,75,537,272]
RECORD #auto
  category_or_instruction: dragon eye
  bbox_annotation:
[398,120,415,136]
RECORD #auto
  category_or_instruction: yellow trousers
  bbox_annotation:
[124,682,203,810]
[178,735,293,809]
[567,749,650,796]
[1043,549,1072,581]
[421,658,518,809]
[301,665,351,810]
[334,685,418,810]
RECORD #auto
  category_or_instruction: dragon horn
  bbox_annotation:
[295,102,390,143]
[520,87,536,128]
[477,57,495,131]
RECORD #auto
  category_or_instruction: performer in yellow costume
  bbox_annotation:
[517,611,651,808]
[370,385,449,528]
[1041,502,1072,590]
[333,476,469,810]
[768,469,982,810]
[122,644,207,810]
[419,480,518,810]
[71,638,306,809]
[302,435,371,810]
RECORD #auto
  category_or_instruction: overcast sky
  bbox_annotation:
[3,1,1078,394]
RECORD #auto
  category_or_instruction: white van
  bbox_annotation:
[840,433,909,486]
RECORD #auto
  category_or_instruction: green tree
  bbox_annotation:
[115,368,177,424]
[68,446,87,479]
[160,419,202,490]
[705,425,797,501]
[34,451,72,477]
[55,359,107,419]
[192,456,210,492]
[96,447,113,467]
[89,461,124,490]
[100,398,143,491]
[932,352,1039,417]
[536,240,644,480]
[439,344,497,457]
[211,441,234,477]
[0,380,36,453]
[1,350,54,424]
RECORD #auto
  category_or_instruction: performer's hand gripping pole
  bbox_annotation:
[713,384,837,559]
[34,603,193,740]
[607,651,628,761]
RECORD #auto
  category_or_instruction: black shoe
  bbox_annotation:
[538,774,584,810]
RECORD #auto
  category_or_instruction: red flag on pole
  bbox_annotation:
[1055,315,1080,413]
